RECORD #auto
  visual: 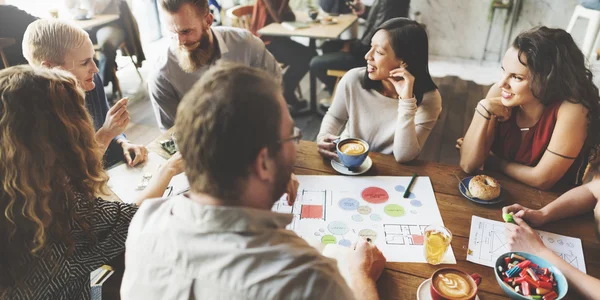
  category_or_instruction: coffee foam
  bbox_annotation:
[433,271,474,299]
[339,140,367,155]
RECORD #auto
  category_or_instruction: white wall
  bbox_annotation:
[411,0,588,61]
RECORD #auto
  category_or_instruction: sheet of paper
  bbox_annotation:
[467,215,586,273]
[272,175,456,264]
[106,152,189,203]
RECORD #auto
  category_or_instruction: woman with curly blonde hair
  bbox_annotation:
[0,65,182,300]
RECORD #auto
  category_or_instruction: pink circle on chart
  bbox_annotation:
[361,187,389,204]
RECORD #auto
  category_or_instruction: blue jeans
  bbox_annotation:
[96,24,126,87]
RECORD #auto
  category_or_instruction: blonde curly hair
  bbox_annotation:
[0,65,108,288]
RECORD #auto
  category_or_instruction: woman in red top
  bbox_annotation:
[460,26,600,190]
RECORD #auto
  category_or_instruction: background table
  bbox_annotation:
[72,14,120,30]
[258,11,358,114]
[141,131,600,299]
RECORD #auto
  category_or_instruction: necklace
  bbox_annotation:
[520,127,530,132]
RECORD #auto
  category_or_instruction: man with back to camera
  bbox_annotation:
[121,62,387,300]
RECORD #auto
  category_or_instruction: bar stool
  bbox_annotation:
[566,4,600,60]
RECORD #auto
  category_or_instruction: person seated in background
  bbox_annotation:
[459,26,600,190]
[317,18,441,163]
[22,19,147,168]
[319,0,352,15]
[250,0,317,113]
[149,0,281,131]
[311,0,410,108]
[0,5,38,69]
[503,179,600,299]
[64,0,125,93]
[121,63,386,300]
[0,66,182,300]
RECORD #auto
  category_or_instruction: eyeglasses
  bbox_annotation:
[277,127,302,145]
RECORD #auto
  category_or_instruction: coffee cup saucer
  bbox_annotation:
[417,279,480,300]
[331,156,372,175]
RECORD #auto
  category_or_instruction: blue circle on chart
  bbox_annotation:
[395,185,406,192]
[370,214,382,221]
[410,199,422,207]
[328,221,350,235]
[339,198,360,211]
[407,192,416,199]
[352,214,364,222]
[338,239,352,247]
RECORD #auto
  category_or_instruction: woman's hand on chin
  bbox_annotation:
[388,63,415,100]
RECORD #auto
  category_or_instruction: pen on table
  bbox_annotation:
[403,173,417,198]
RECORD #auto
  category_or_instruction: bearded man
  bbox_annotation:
[149,0,282,131]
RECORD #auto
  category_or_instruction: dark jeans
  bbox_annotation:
[310,40,367,94]
[96,24,126,88]
[266,37,317,104]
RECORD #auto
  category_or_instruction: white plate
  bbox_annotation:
[320,18,338,25]
[331,156,372,175]
[417,279,480,300]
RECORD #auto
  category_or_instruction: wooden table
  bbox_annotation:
[145,130,600,299]
[71,14,120,30]
[258,11,359,114]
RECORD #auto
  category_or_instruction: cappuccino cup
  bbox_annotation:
[334,138,369,168]
[430,268,481,300]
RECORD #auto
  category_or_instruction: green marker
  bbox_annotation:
[503,212,515,223]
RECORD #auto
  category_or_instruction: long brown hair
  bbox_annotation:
[512,26,600,149]
[0,66,108,289]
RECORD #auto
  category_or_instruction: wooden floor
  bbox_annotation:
[120,73,491,165]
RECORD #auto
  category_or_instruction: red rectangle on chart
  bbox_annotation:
[412,235,424,245]
[301,205,323,219]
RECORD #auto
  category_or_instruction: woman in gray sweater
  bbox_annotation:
[317,18,441,163]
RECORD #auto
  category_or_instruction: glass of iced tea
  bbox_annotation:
[423,225,452,265]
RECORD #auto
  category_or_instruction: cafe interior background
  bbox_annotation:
[2,0,600,164]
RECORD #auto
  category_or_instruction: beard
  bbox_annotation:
[271,153,293,205]
[175,29,215,73]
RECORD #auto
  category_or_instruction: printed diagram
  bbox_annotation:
[467,216,587,273]
[554,251,580,269]
[271,175,456,263]
[469,221,510,262]
[384,224,427,245]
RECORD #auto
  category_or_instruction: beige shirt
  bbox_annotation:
[121,195,355,300]
[148,26,282,131]
[317,67,442,163]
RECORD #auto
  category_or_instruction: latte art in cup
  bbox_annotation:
[432,271,474,299]
[339,141,367,155]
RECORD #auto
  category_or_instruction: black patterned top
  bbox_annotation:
[4,195,137,300]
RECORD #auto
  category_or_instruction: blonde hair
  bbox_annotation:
[22,19,90,66]
[0,65,108,289]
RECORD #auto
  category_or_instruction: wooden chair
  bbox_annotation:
[0,37,16,69]
[327,69,347,96]
[226,5,304,100]
[319,69,347,110]
[226,5,253,30]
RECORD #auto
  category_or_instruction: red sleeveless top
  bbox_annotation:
[492,101,588,186]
